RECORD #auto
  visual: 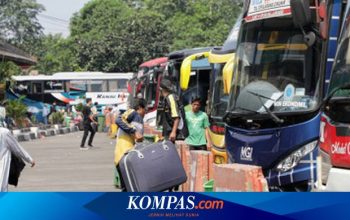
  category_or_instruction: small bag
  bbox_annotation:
[175,96,189,140]
[8,153,26,186]
[90,122,97,132]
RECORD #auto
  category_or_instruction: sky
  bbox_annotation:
[36,0,90,37]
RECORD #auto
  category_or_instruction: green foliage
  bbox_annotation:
[0,61,22,83]
[70,0,171,72]
[4,0,242,73]
[35,34,80,74]
[5,96,28,126]
[145,0,242,50]
[30,115,37,124]
[0,0,44,54]
[75,103,84,112]
[50,112,64,124]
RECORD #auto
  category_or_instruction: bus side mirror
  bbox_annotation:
[180,52,209,90]
[180,56,193,91]
[290,0,311,27]
[223,55,235,95]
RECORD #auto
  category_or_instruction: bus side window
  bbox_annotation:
[15,81,30,95]
[65,81,70,92]
[146,75,157,108]
[108,80,118,92]
[102,81,108,92]
[44,80,63,92]
[118,79,128,91]
[32,82,43,94]
[70,80,87,92]
[88,81,102,92]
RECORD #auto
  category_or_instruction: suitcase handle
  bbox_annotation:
[162,141,170,151]
[129,141,170,159]
[129,149,144,159]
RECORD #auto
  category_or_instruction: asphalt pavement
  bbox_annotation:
[9,131,119,192]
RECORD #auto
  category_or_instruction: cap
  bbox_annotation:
[160,78,173,92]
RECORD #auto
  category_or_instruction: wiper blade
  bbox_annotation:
[247,90,284,124]
[224,108,257,121]
[247,90,275,101]
[235,107,259,115]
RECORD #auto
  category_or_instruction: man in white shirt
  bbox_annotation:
[0,105,6,127]
[0,127,35,192]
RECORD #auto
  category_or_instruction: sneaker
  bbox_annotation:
[80,146,89,151]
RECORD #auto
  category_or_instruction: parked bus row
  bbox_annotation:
[7,0,350,192]
[128,0,350,192]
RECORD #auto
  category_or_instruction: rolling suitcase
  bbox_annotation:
[119,140,187,192]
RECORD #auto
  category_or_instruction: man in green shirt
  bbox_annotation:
[185,97,212,151]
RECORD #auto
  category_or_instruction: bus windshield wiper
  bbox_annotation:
[247,90,284,124]
[246,90,275,101]
[224,107,258,121]
[235,106,259,115]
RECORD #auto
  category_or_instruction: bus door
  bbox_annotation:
[180,52,210,111]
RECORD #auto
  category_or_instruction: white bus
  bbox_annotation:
[6,72,133,122]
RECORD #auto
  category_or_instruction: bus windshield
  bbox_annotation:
[228,20,320,115]
[165,59,210,111]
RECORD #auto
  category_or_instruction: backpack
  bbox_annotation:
[174,95,189,140]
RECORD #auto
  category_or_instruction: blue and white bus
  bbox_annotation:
[223,0,345,191]
[6,72,133,122]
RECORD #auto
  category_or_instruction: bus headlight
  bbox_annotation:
[276,141,318,172]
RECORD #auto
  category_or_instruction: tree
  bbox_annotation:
[0,61,22,83]
[144,0,242,50]
[122,0,144,9]
[5,96,28,128]
[70,0,172,72]
[0,0,44,54]
[35,34,80,74]
[35,0,242,73]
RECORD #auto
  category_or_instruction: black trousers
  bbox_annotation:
[116,165,127,192]
[80,124,96,147]
[189,145,207,151]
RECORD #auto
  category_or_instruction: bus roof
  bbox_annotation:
[11,72,133,81]
[210,15,242,56]
[168,47,215,61]
[139,57,168,68]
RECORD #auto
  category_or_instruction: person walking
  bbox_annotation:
[0,127,35,192]
[42,104,50,125]
[104,106,114,133]
[47,102,57,125]
[185,97,212,151]
[80,98,97,150]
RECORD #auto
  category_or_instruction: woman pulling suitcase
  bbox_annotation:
[114,98,146,191]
